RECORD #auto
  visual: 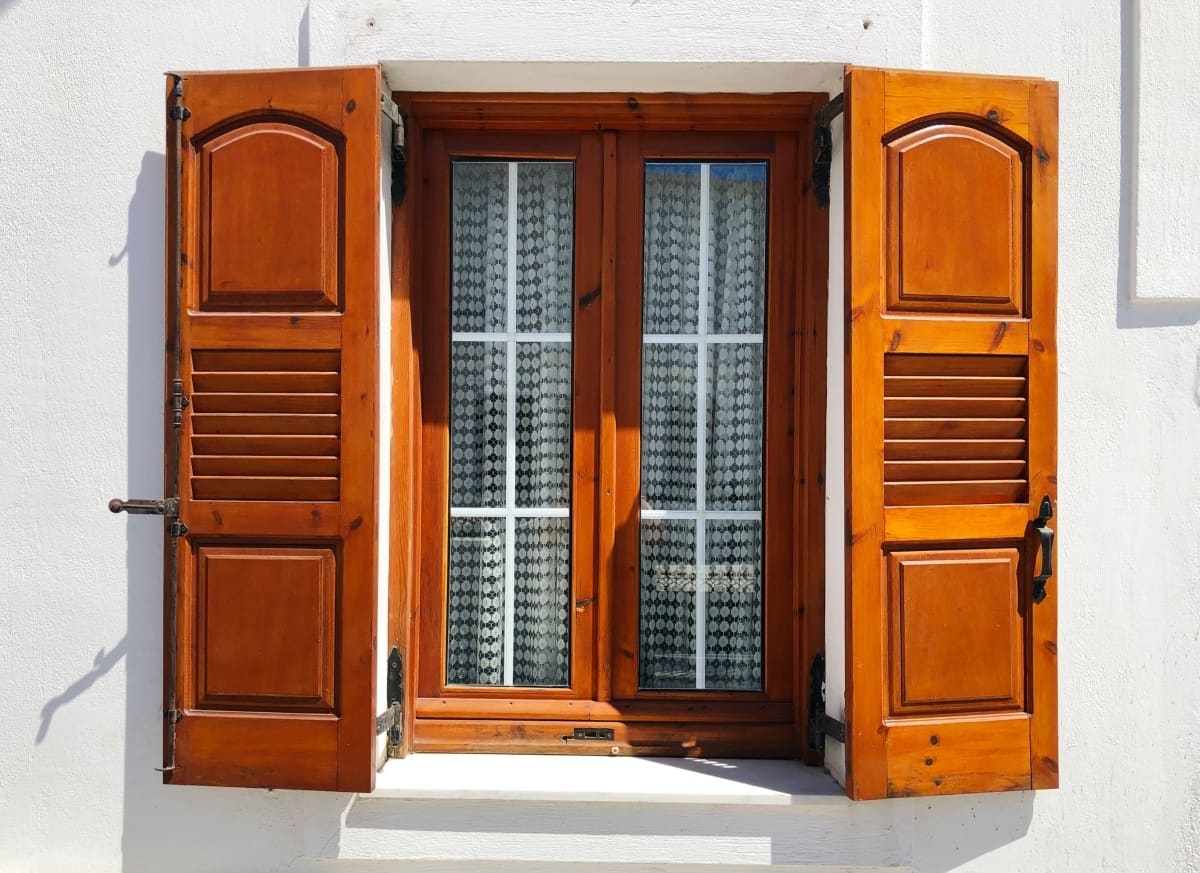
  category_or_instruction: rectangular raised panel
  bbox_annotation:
[190,350,341,501]
[885,715,1031,797]
[884,354,1028,506]
[196,546,336,711]
[200,122,341,310]
[887,548,1024,716]
[885,123,1026,316]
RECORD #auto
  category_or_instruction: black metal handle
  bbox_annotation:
[108,497,179,516]
[1031,495,1054,604]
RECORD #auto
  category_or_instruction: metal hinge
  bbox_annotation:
[807,653,848,756]
[380,94,408,205]
[170,378,190,429]
[375,648,404,755]
[812,92,844,209]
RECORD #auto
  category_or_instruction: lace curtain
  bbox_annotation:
[639,162,768,691]
[447,161,573,687]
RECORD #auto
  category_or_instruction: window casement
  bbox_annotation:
[408,105,822,757]
[147,64,1058,800]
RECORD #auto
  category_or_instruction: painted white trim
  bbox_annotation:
[501,162,519,686]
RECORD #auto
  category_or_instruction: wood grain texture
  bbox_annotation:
[166,66,379,792]
[410,96,819,756]
[844,66,1057,800]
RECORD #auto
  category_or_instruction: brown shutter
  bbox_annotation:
[164,68,380,791]
[843,68,1058,799]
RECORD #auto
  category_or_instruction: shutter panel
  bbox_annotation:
[164,68,380,791]
[843,68,1058,799]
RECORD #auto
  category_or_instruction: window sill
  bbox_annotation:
[373,753,849,806]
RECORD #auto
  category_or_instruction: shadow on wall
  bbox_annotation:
[111,151,353,873]
[1117,0,1200,329]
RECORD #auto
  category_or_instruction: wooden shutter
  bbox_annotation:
[164,68,380,791]
[843,68,1058,799]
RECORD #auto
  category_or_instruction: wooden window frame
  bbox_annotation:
[389,92,829,759]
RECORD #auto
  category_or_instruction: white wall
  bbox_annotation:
[1,1,1197,872]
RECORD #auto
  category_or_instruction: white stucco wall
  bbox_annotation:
[1,1,1197,872]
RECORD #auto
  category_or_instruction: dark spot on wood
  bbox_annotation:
[290,316,301,325]
[849,305,865,323]
[987,109,1001,123]
[1032,338,1046,352]
[627,96,639,110]
[311,509,322,522]
[346,98,357,113]
[1041,756,1059,773]
[211,510,223,525]
[1047,474,1057,484]
[1037,148,1051,163]
[180,252,189,266]
[817,471,825,485]
[579,286,601,310]
[890,330,902,351]
[349,515,363,530]
[575,598,593,610]
[925,758,934,766]
[360,391,367,400]
[991,321,1008,349]
[933,777,943,787]
[1044,640,1058,655]
[930,735,939,745]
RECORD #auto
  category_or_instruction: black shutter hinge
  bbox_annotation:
[167,73,190,121]
[812,92,844,210]
[807,653,848,757]
[170,378,190,429]
[380,95,407,205]
[376,647,404,754]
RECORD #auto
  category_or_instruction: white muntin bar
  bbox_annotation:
[451,507,570,519]
[453,331,572,344]
[641,509,760,521]
[694,163,710,691]
[502,161,519,687]
[643,334,762,344]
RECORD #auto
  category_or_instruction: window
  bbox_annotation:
[409,101,825,757]
[158,67,1058,799]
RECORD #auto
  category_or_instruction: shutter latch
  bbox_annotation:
[807,653,847,756]
[380,94,407,205]
[108,497,188,538]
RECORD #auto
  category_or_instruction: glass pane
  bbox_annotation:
[706,343,764,511]
[447,517,506,686]
[517,163,574,332]
[641,343,697,510]
[637,161,768,692]
[639,519,697,689]
[449,342,506,507]
[451,163,508,333]
[704,520,763,690]
[643,163,701,335]
[512,517,571,686]
[707,163,767,334]
[447,159,575,689]
[516,342,571,508]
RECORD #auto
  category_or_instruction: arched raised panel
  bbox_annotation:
[885,124,1026,316]
[199,122,340,310]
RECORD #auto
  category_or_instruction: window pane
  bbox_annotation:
[516,163,574,332]
[638,161,767,692]
[707,164,767,334]
[451,163,508,333]
[450,342,507,508]
[447,517,506,686]
[512,517,570,686]
[704,520,763,690]
[639,519,697,689]
[706,343,764,511]
[641,343,697,510]
[643,164,701,335]
[516,342,571,508]
[447,159,574,688]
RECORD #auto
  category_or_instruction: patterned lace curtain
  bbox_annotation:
[446,162,573,687]
[639,163,768,691]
